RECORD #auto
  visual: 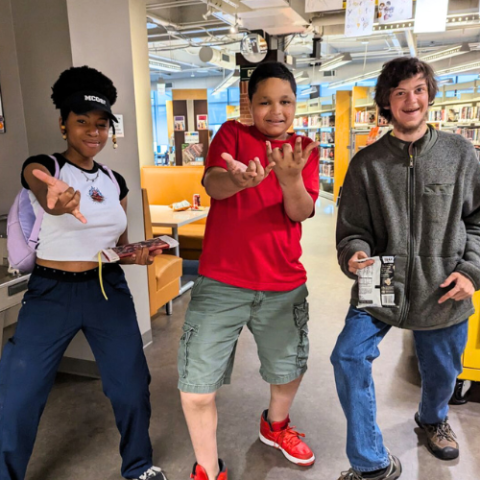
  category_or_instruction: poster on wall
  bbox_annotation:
[174,116,185,131]
[414,0,448,33]
[185,131,199,144]
[345,0,376,38]
[108,114,124,138]
[305,0,343,13]
[378,0,413,24]
[182,143,204,165]
[197,114,208,130]
[0,81,5,134]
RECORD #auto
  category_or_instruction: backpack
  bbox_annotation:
[7,155,120,273]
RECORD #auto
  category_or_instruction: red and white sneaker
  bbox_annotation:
[259,410,315,466]
[190,459,228,480]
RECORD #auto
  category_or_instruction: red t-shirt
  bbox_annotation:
[198,120,320,291]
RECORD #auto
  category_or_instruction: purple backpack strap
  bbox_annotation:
[27,155,60,247]
[98,163,121,196]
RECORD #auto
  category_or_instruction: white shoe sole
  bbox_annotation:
[259,432,316,466]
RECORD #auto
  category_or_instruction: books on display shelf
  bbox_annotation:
[293,114,335,129]
[320,146,334,161]
[355,110,376,125]
[321,131,335,144]
[429,105,480,124]
[320,161,334,178]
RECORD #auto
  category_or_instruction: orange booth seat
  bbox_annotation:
[141,166,210,260]
[142,188,182,317]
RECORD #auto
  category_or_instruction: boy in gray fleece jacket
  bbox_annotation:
[332,57,480,480]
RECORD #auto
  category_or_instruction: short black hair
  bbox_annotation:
[248,62,296,101]
[375,57,438,123]
[51,66,117,122]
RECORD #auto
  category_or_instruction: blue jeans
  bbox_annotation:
[0,265,152,480]
[330,306,468,473]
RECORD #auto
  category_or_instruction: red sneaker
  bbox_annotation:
[259,410,315,466]
[190,459,228,480]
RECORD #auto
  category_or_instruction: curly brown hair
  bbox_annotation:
[375,57,438,123]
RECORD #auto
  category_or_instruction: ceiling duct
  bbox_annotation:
[199,47,236,70]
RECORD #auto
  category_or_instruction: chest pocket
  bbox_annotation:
[424,184,454,195]
[423,183,455,224]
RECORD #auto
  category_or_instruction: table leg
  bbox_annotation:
[171,226,195,296]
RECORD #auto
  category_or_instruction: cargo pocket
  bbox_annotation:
[293,300,310,370]
[178,322,199,379]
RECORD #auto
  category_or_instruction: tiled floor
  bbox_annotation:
[24,199,480,479]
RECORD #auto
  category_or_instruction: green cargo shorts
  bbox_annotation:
[177,276,310,394]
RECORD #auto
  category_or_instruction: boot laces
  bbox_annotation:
[434,420,456,442]
[139,468,162,480]
[339,469,364,480]
[278,425,306,447]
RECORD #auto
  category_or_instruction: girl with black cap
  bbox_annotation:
[0,66,167,480]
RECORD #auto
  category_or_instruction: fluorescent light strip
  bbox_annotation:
[149,58,182,72]
[300,86,318,96]
[318,53,352,72]
[329,70,382,89]
[372,13,480,32]
[436,61,480,76]
[420,43,470,63]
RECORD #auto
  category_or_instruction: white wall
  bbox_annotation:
[0,0,29,215]
[64,0,152,361]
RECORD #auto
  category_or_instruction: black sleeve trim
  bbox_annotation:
[111,170,129,201]
[21,154,64,190]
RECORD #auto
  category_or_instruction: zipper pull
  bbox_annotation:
[409,154,414,168]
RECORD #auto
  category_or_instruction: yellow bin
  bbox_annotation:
[451,291,480,403]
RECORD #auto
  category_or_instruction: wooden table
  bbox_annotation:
[149,205,208,294]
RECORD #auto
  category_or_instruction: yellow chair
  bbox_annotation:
[142,188,183,316]
[141,166,209,260]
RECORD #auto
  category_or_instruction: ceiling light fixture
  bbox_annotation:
[318,53,353,72]
[222,0,239,8]
[436,60,480,76]
[328,69,382,89]
[300,86,318,96]
[294,71,310,84]
[420,43,471,63]
[149,57,182,73]
[212,69,240,95]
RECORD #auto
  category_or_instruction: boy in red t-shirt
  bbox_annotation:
[178,62,320,480]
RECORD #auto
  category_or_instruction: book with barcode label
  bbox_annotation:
[357,256,397,308]
[102,236,179,262]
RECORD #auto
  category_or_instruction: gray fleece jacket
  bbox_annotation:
[337,126,480,330]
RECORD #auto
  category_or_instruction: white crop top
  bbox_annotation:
[22,154,128,262]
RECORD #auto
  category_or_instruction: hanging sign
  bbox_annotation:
[414,0,448,33]
[345,0,376,38]
[378,0,413,24]
[305,0,343,13]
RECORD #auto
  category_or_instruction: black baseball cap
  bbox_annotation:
[61,91,118,123]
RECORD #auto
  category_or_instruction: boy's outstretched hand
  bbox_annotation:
[267,138,319,185]
[221,153,275,189]
[32,169,87,224]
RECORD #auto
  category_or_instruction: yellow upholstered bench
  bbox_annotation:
[141,166,210,260]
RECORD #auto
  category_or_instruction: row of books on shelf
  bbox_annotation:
[293,115,335,129]
[429,106,480,123]
[455,127,480,144]
[320,162,334,178]
[296,130,334,143]
[320,147,334,160]
[355,110,376,125]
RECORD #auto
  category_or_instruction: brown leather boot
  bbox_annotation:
[415,412,459,460]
